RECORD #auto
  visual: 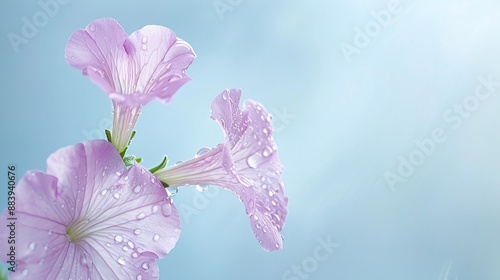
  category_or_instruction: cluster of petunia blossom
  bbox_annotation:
[1,18,288,279]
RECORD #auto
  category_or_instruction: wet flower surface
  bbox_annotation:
[155,89,288,251]
[0,140,180,279]
[65,18,195,153]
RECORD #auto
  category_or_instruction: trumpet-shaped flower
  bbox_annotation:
[0,140,180,279]
[65,18,195,153]
[154,89,288,251]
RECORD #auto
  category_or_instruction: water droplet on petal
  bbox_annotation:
[122,246,129,251]
[247,154,260,168]
[195,185,209,192]
[268,190,274,197]
[152,205,159,213]
[29,242,36,250]
[117,257,126,266]
[133,185,142,193]
[195,147,211,158]
[153,234,160,242]
[134,229,142,235]
[137,275,143,280]
[142,44,147,51]
[114,235,123,243]
[106,243,111,247]
[141,262,149,270]
[136,212,146,220]
[167,187,178,197]
[114,193,120,199]
[262,146,272,157]
[142,36,148,43]
[162,203,172,217]
[115,171,122,177]
[89,25,95,32]
[101,189,108,196]
[128,241,135,249]
[22,269,29,276]
[132,252,138,258]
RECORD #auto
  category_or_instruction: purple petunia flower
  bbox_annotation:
[154,89,288,251]
[0,140,180,279]
[65,18,195,153]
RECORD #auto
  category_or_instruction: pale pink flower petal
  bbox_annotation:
[1,140,180,279]
[155,89,288,251]
[65,18,195,153]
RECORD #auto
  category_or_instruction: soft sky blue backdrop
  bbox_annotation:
[2,0,500,279]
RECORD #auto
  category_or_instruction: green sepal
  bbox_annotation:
[105,129,112,142]
[123,155,137,167]
[161,181,169,188]
[149,156,168,174]
[135,157,143,163]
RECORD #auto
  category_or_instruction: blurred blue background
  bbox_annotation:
[2,0,500,279]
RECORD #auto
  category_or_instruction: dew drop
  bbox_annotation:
[142,44,147,51]
[162,203,172,217]
[117,257,126,266]
[152,205,159,213]
[132,252,139,258]
[150,177,155,183]
[124,176,129,181]
[262,146,272,157]
[246,154,260,168]
[114,235,123,243]
[28,242,36,250]
[268,190,274,197]
[153,234,160,242]
[101,189,108,196]
[22,269,29,276]
[134,229,142,235]
[195,147,211,158]
[128,241,135,249]
[113,193,121,199]
[256,223,261,229]
[167,187,178,197]
[122,246,129,251]
[141,262,149,270]
[106,243,111,247]
[222,91,228,100]
[89,25,95,32]
[142,36,148,43]
[115,171,122,177]
[133,185,142,193]
[252,214,259,221]
[136,212,146,220]
[137,275,143,280]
